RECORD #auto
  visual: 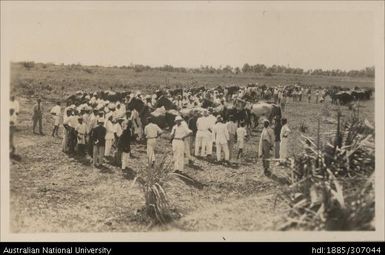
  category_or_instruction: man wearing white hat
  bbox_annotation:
[170,116,192,172]
[75,116,87,157]
[206,108,217,158]
[195,110,209,157]
[212,116,230,163]
[104,115,116,159]
[258,120,275,175]
[50,102,61,137]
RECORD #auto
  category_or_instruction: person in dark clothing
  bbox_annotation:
[32,98,44,135]
[188,110,198,136]
[188,110,198,153]
[91,119,107,168]
[118,125,132,170]
[273,115,282,159]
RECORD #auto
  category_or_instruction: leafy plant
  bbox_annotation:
[277,112,375,230]
[134,154,179,225]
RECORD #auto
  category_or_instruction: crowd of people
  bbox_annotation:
[10,85,296,175]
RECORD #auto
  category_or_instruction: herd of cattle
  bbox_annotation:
[65,83,373,131]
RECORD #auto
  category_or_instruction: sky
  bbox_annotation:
[1,1,378,71]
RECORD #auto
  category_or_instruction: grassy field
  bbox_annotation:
[11,62,374,102]
[9,62,375,232]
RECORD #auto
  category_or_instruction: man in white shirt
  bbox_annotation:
[50,102,61,137]
[213,117,230,163]
[75,117,87,157]
[67,111,79,155]
[144,117,163,167]
[280,118,291,163]
[195,110,208,157]
[181,119,193,165]
[170,116,192,171]
[236,122,248,161]
[104,116,116,158]
[258,120,275,175]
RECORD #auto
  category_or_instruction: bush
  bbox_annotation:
[83,68,93,74]
[264,72,273,76]
[22,61,35,69]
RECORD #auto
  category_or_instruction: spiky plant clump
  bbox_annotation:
[135,154,177,225]
[277,113,375,231]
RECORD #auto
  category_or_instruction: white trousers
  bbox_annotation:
[184,136,192,162]
[121,152,130,169]
[216,142,229,161]
[280,138,289,160]
[206,131,213,155]
[195,131,207,156]
[172,140,185,171]
[53,115,60,126]
[105,138,114,156]
[147,139,157,164]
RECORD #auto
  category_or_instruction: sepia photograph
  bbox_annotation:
[1,1,384,241]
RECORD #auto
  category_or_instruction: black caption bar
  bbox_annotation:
[0,242,384,255]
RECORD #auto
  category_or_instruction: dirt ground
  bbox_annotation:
[9,95,374,232]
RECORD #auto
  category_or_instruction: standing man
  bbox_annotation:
[91,118,107,168]
[67,110,79,155]
[258,120,275,176]
[212,117,230,164]
[280,118,291,163]
[298,87,303,102]
[236,122,247,161]
[273,115,282,159]
[307,88,312,103]
[188,110,198,157]
[226,116,237,161]
[195,111,208,157]
[181,118,193,165]
[32,98,44,135]
[315,90,319,104]
[206,108,217,158]
[118,122,132,171]
[75,116,87,157]
[104,116,116,160]
[10,96,20,128]
[131,108,143,141]
[170,116,192,172]
[143,117,163,167]
[273,88,279,104]
[50,102,61,137]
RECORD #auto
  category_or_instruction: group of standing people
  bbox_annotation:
[10,93,291,177]
[258,116,291,176]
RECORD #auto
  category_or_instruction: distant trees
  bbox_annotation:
[15,61,375,78]
[238,63,374,78]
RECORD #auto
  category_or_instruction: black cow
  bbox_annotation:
[153,96,177,110]
[333,91,354,105]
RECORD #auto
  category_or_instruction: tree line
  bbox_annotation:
[19,61,375,78]
[128,63,375,78]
